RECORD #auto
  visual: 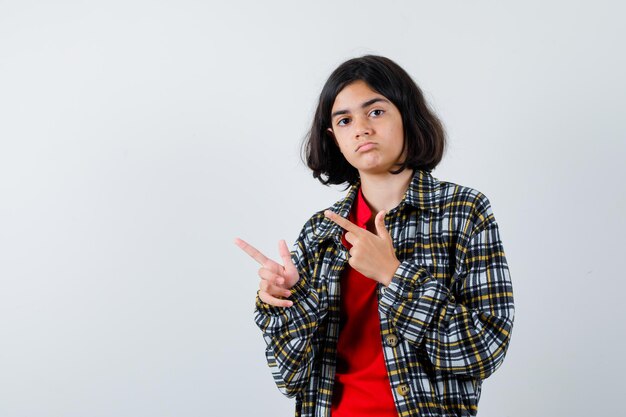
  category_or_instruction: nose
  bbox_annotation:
[354,117,372,138]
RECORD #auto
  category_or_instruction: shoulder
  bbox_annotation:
[292,191,352,248]
[436,177,497,233]
[292,209,329,246]
[292,178,361,246]
[438,178,493,213]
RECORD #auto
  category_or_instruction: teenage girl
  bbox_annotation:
[234,55,515,417]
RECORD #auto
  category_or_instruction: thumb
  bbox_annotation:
[375,210,391,239]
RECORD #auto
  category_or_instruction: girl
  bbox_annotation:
[234,55,515,417]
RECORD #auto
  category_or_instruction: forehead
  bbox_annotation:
[332,80,386,108]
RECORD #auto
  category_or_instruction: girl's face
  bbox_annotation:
[327,80,406,176]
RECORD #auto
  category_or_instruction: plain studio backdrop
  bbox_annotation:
[1,1,624,416]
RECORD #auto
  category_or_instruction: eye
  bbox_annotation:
[370,109,384,117]
[337,117,350,126]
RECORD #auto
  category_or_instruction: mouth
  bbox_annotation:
[356,142,376,152]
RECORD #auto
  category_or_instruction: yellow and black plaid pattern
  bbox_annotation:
[254,169,515,417]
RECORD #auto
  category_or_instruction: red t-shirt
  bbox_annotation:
[331,187,398,416]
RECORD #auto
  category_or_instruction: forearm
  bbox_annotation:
[379,249,514,379]
[254,277,327,397]
[423,296,513,379]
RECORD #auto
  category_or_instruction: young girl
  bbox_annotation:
[234,55,515,417]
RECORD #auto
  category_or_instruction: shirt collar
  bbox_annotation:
[312,168,441,245]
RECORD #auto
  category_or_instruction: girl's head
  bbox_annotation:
[302,55,446,186]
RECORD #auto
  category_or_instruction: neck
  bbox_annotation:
[359,168,415,216]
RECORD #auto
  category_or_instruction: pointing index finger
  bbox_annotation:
[233,237,269,266]
[324,210,361,234]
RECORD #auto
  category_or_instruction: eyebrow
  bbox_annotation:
[331,97,390,119]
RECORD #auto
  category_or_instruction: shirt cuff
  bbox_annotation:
[255,275,312,316]
[379,260,454,310]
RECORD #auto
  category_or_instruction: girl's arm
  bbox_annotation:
[253,218,327,398]
[378,193,515,380]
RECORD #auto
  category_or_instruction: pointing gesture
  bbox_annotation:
[234,237,300,308]
[324,209,400,287]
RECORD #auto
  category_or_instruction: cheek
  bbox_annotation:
[334,136,350,155]
[392,121,405,150]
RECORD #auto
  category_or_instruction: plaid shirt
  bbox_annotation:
[254,169,515,417]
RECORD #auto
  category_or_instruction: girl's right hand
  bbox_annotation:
[233,237,300,308]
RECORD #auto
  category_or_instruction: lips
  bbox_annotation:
[356,142,376,152]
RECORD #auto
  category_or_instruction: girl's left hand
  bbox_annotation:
[324,209,401,287]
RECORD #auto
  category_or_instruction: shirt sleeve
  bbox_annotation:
[253,217,327,398]
[378,194,515,380]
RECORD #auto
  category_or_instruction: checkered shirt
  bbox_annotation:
[254,169,515,417]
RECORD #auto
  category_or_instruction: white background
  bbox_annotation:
[1,1,624,416]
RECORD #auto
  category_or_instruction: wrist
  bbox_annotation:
[382,259,401,287]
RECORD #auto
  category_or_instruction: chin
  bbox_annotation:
[357,165,395,176]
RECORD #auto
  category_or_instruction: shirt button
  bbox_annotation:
[384,334,398,347]
[396,383,410,396]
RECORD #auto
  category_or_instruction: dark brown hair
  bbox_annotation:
[301,55,446,187]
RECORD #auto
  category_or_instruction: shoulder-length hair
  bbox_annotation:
[301,54,446,187]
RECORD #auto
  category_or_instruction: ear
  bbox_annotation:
[326,128,339,147]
